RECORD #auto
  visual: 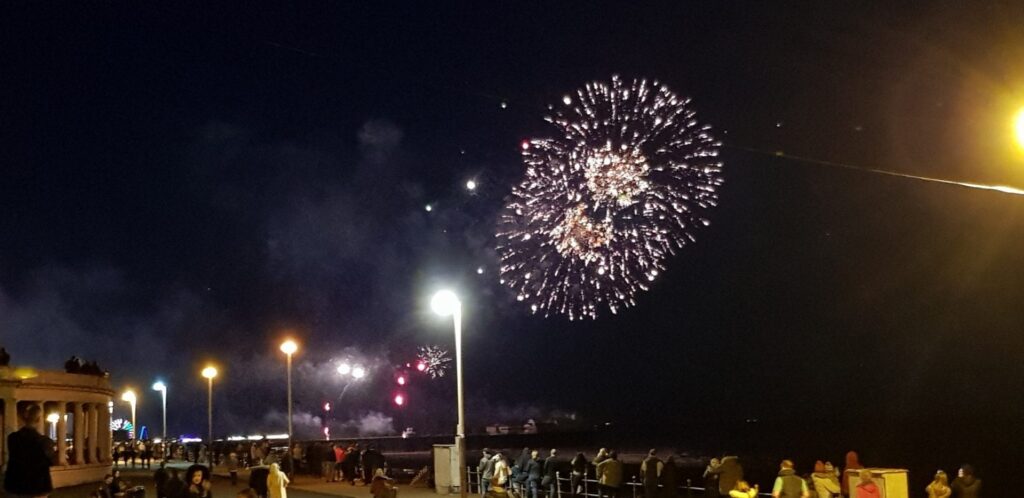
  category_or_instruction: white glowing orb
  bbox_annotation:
[431,289,460,316]
[351,366,366,379]
[279,339,298,355]
[466,180,477,191]
[425,204,433,212]
[337,363,351,376]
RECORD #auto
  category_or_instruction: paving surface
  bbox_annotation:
[6,461,447,498]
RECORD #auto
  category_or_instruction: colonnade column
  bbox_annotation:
[55,402,68,465]
[99,403,111,462]
[73,402,84,464]
[87,403,99,463]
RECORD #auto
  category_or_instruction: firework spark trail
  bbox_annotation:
[497,76,724,320]
[729,145,1024,196]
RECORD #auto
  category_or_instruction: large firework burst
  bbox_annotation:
[416,345,452,378]
[496,76,723,320]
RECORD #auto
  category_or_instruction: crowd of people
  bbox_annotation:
[474,448,983,498]
[64,355,109,376]
[0,400,987,498]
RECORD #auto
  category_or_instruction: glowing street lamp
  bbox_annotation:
[279,339,299,472]
[336,363,351,376]
[152,381,167,447]
[121,390,137,440]
[351,366,366,379]
[431,289,466,498]
[201,365,217,465]
[46,413,59,439]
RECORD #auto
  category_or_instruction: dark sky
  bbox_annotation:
[2,0,1024,462]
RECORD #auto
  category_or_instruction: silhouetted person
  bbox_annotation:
[479,448,495,496]
[4,404,55,497]
[951,465,981,498]
[660,456,680,498]
[155,462,170,498]
[641,449,663,498]
[165,469,187,498]
[542,449,561,498]
[0,347,10,366]
[570,452,587,497]
[710,455,743,497]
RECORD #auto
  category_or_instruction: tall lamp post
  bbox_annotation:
[279,339,298,474]
[201,366,218,467]
[431,289,466,498]
[121,389,137,441]
[152,381,167,458]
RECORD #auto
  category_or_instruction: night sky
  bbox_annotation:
[3,0,1024,476]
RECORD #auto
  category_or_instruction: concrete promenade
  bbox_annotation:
[32,462,443,498]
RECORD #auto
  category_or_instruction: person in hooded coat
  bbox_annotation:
[841,452,863,496]
[267,463,290,498]
[950,465,981,498]
[185,465,212,498]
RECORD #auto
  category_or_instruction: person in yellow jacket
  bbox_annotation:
[728,480,758,498]
[595,451,623,498]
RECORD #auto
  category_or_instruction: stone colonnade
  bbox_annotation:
[1,369,114,488]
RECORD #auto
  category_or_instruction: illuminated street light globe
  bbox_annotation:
[351,366,366,379]
[46,413,60,424]
[201,366,218,379]
[337,363,351,376]
[121,390,136,404]
[431,289,460,317]
[280,339,298,355]
[152,381,166,392]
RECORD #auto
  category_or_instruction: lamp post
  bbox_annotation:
[431,289,466,498]
[121,390,137,440]
[152,381,167,457]
[201,366,218,466]
[279,339,298,474]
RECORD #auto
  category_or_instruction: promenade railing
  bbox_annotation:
[466,468,773,498]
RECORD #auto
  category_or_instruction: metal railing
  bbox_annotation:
[466,468,773,498]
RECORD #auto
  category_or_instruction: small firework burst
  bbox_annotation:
[416,345,452,378]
